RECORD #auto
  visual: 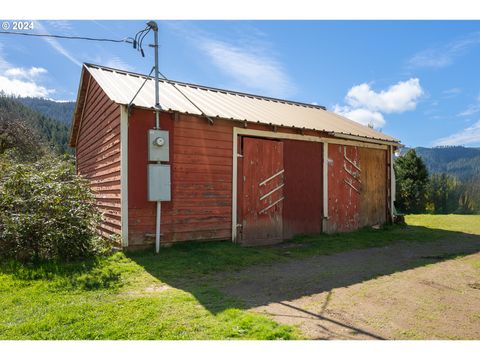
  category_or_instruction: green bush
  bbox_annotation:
[0,154,102,261]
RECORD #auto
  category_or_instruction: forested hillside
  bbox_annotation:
[0,95,71,154]
[396,147,479,214]
[414,146,480,181]
[16,96,75,125]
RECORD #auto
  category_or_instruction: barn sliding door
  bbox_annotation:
[241,137,284,246]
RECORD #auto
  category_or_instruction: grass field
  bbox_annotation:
[1,214,479,340]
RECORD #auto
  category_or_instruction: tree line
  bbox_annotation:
[394,149,479,214]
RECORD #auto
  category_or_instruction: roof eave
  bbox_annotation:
[125,104,400,146]
[69,65,89,148]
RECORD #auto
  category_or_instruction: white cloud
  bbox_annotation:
[333,105,385,128]
[0,75,53,97]
[333,78,423,129]
[434,120,480,146]
[4,66,47,79]
[408,32,480,69]
[344,79,423,113]
[199,38,294,98]
[0,45,54,97]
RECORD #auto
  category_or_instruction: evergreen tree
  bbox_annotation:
[394,149,429,213]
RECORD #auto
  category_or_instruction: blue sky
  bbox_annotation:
[0,20,479,148]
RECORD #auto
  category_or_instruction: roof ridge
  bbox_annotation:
[84,62,327,110]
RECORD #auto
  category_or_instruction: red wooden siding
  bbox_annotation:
[127,111,233,246]
[283,139,323,239]
[75,77,122,238]
[326,144,361,232]
[326,144,389,233]
[241,137,284,246]
[125,109,390,247]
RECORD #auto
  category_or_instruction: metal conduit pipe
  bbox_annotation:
[148,20,162,254]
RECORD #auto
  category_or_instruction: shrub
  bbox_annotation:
[0,154,102,261]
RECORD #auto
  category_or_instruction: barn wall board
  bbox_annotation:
[283,139,323,239]
[359,147,387,227]
[75,77,122,239]
[325,144,361,233]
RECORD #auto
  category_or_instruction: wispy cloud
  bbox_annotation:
[408,32,480,69]
[200,38,294,98]
[442,87,462,99]
[103,56,134,71]
[333,78,423,128]
[45,20,73,33]
[434,120,480,146]
[458,94,480,117]
[167,22,295,98]
[34,21,81,67]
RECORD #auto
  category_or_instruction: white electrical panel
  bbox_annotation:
[148,164,171,201]
[148,129,169,162]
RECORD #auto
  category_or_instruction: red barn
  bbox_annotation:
[69,63,400,250]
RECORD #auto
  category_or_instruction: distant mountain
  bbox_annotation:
[16,97,75,125]
[0,95,71,154]
[401,146,480,182]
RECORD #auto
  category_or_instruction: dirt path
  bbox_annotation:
[215,237,480,339]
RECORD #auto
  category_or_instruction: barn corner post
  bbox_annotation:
[390,144,396,223]
[231,127,238,243]
[120,105,129,248]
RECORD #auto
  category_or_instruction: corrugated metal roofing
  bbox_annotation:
[83,63,400,144]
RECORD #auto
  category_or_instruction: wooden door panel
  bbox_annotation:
[241,137,284,245]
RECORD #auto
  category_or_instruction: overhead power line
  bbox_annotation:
[0,30,132,44]
[1,24,213,124]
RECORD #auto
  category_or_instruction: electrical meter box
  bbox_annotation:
[148,164,171,201]
[148,129,169,162]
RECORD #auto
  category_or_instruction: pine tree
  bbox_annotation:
[394,149,429,213]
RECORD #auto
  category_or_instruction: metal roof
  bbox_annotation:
[79,63,400,144]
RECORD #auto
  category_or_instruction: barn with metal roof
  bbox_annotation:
[70,63,400,249]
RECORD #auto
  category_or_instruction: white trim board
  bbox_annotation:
[233,128,388,149]
[120,105,129,247]
[231,127,388,242]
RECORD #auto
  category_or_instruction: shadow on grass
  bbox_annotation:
[129,225,480,339]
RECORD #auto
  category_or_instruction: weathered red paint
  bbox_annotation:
[241,137,284,245]
[326,143,361,232]
[75,77,122,239]
[283,139,323,239]
[74,80,392,247]
[127,111,233,247]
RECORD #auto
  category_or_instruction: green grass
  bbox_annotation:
[405,214,480,235]
[0,253,297,340]
[1,214,479,339]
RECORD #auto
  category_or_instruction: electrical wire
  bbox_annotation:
[1,24,214,124]
[128,66,155,112]
[0,30,132,43]
[157,70,215,124]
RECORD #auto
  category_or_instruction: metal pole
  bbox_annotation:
[148,21,162,254]
[152,22,160,129]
